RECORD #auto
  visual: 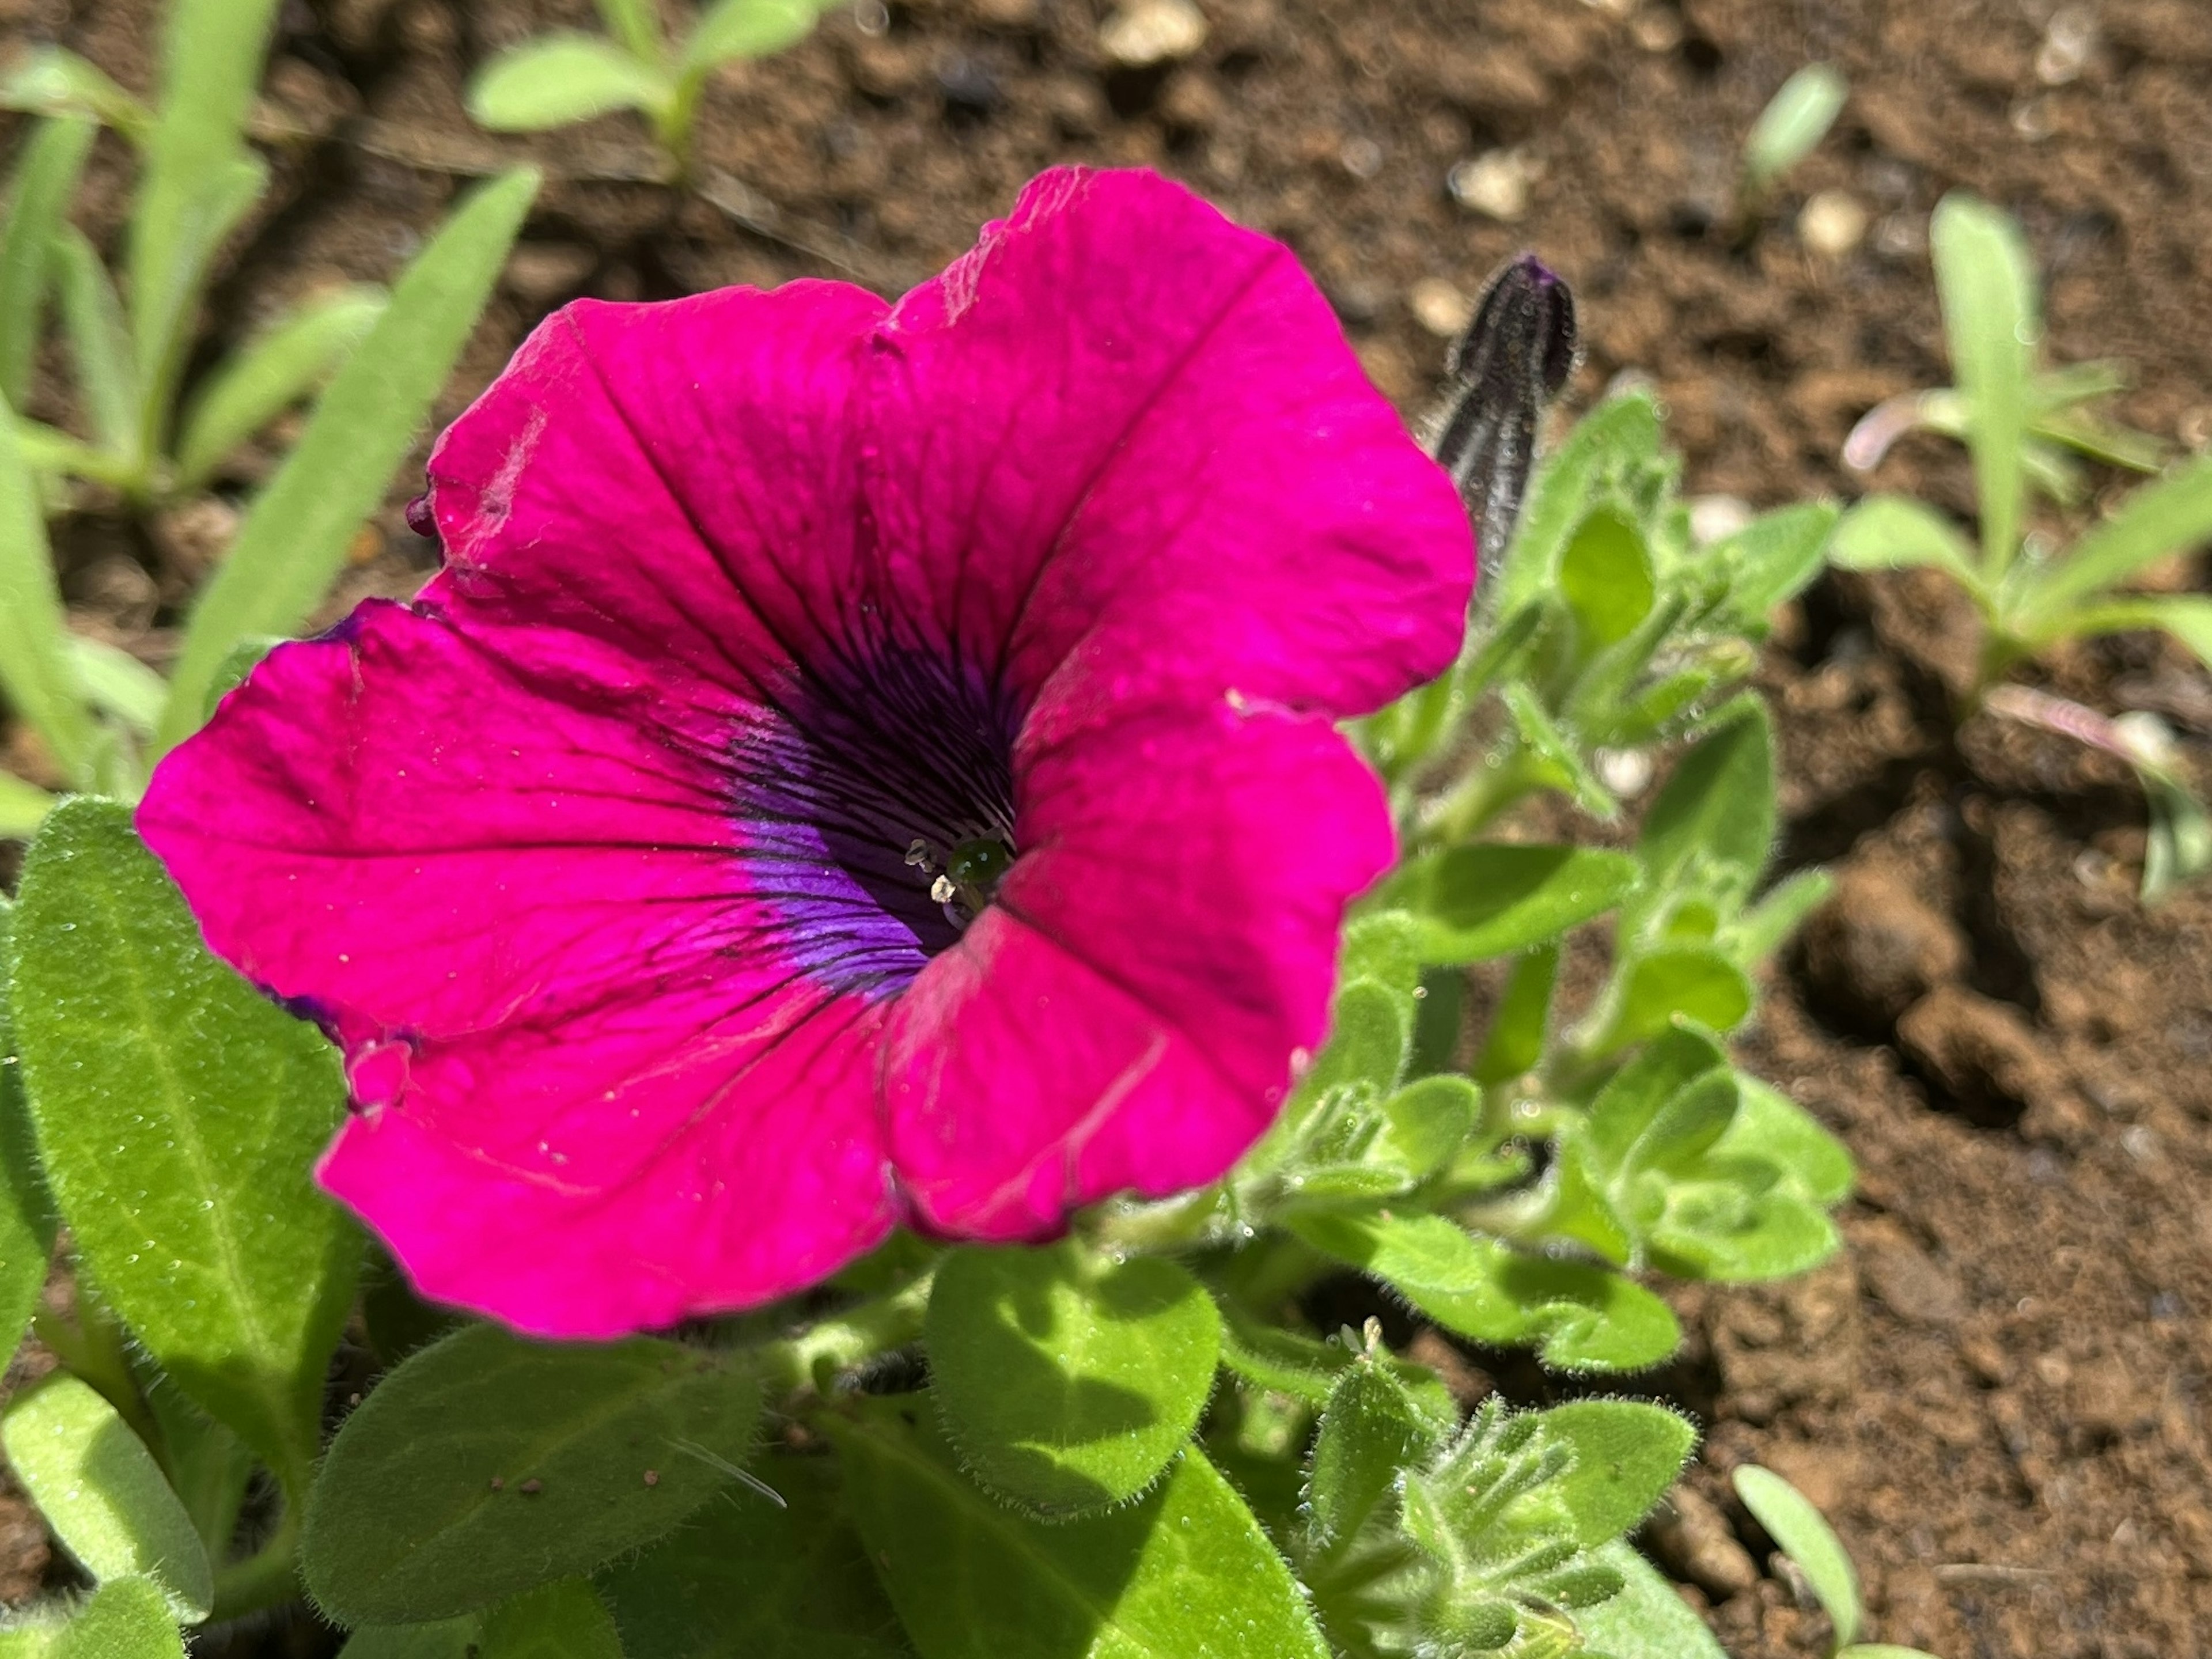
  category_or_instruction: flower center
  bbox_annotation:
[728,645,1021,998]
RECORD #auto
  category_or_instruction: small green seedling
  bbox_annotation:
[1740,64,1847,210]
[1733,1465,1942,1659]
[0,5,388,509]
[1831,192,2212,895]
[468,0,841,179]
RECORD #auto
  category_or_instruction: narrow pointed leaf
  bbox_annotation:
[0,405,96,782]
[833,1406,1330,1659]
[53,226,139,457]
[685,0,825,71]
[0,773,54,839]
[1305,1358,1449,1549]
[302,1323,763,1624]
[1930,194,2036,577]
[1742,64,1846,194]
[1732,1466,1861,1647]
[1376,845,1639,965]
[468,38,669,131]
[1,1374,213,1621]
[173,285,388,487]
[925,1241,1219,1518]
[1,116,96,408]
[159,168,538,748]
[67,637,166,738]
[8,799,357,1493]
[2021,455,2212,619]
[1829,494,1980,588]
[0,51,152,141]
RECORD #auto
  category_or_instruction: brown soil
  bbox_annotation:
[6,0,2212,1654]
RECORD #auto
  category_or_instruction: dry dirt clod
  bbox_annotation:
[1800,862,1969,1029]
[1858,1228,1968,1328]
[1650,1487,1761,1599]
[1896,984,2055,1126]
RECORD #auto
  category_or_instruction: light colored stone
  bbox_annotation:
[1447,149,1534,222]
[1408,277,1472,339]
[1099,0,1208,67]
[1798,190,1869,257]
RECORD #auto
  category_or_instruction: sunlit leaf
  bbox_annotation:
[468,37,669,131]
[1930,194,2036,578]
[0,116,96,408]
[173,285,388,488]
[1732,1465,1861,1647]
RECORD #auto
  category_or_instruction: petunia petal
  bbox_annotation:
[863,166,1473,739]
[883,696,1393,1236]
[426,279,888,702]
[139,601,898,1334]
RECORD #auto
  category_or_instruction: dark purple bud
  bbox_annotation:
[1430,255,1582,583]
[404,490,437,539]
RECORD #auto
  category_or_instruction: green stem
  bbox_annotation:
[211,1501,302,1622]
[1412,744,1542,851]
[753,1273,934,1399]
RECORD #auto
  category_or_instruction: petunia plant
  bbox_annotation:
[1832,193,2212,896]
[0,171,1854,1657]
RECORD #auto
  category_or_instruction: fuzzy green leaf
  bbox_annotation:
[1636,706,1774,922]
[1716,1079,1853,1206]
[2022,455,2212,619]
[1472,944,1558,1086]
[925,1241,1219,1518]
[1305,1356,1450,1550]
[8,800,357,1493]
[1930,194,2036,577]
[1732,1465,1860,1646]
[0,901,55,1361]
[1377,845,1640,967]
[1597,949,1754,1051]
[468,37,669,132]
[1370,1074,1479,1179]
[1742,64,1846,194]
[303,1323,764,1624]
[336,1622,480,1659]
[1293,1211,1681,1373]
[173,285,387,487]
[1494,393,1663,620]
[1560,509,1656,654]
[0,116,96,409]
[834,1404,1330,1659]
[1714,502,1839,624]
[1575,1541,1728,1659]
[598,1453,910,1658]
[159,168,538,748]
[478,1580,624,1659]
[1535,1400,1695,1547]
[685,0,825,70]
[48,1577,184,1659]
[52,226,139,459]
[1,1374,212,1621]
[0,51,152,141]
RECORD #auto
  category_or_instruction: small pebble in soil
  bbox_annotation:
[1446,150,1534,222]
[1339,136,1385,180]
[1630,8,1683,51]
[1407,278,1473,339]
[1797,190,1869,257]
[488,1477,503,1491]
[519,1478,543,1495]
[1688,493,1753,546]
[2036,5,2097,85]
[1099,0,1208,69]
[1873,210,1926,258]
[643,1469,660,1487]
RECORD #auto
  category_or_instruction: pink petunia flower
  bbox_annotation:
[138,168,1473,1338]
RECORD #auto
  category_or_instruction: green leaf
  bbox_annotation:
[594,0,669,60]
[52,226,139,460]
[1716,1078,1854,1206]
[2061,594,2212,674]
[1725,868,1832,969]
[925,1241,1219,1518]
[479,1580,625,1659]
[1302,979,1411,1104]
[1714,502,1838,624]
[48,1577,185,1659]
[1597,949,1754,1051]
[598,1452,911,1658]
[1494,393,1663,620]
[1580,1027,1729,1178]
[67,637,166,740]
[8,799,358,1492]
[128,0,283,438]
[302,1323,764,1625]
[0,772,55,839]
[1291,1211,1681,1373]
[2141,763,2212,905]
[1635,705,1774,923]
[1732,1465,1861,1647]
[158,168,538,749]
[1,116,96,410]
[1,1373,213,1621]
[1472,944,1557,1086]
[468,37,670,131]
[0,50,152,141]
[173,285,388,488]
[1376,845,1640,966]
[337,1621,482,1659]
[1502,681,1618,820]
[1930,194,2036,578]
[1741,63,1846,194]
[1574,1541,1728,1659]
[1533,1400,1695,1547]
[1305,1354,1449,1550]
[685,0,824,70]
[1370,1074,1478,1179]
[1339,911,1425,999]
[1559,509,1656,654]
[0,902,56,1359]
[1827,495,1980,589]
[2020,454,2212,620]
[139,1386,253,1566]
[832,1404,1331,1659]
[0,410,96,783]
